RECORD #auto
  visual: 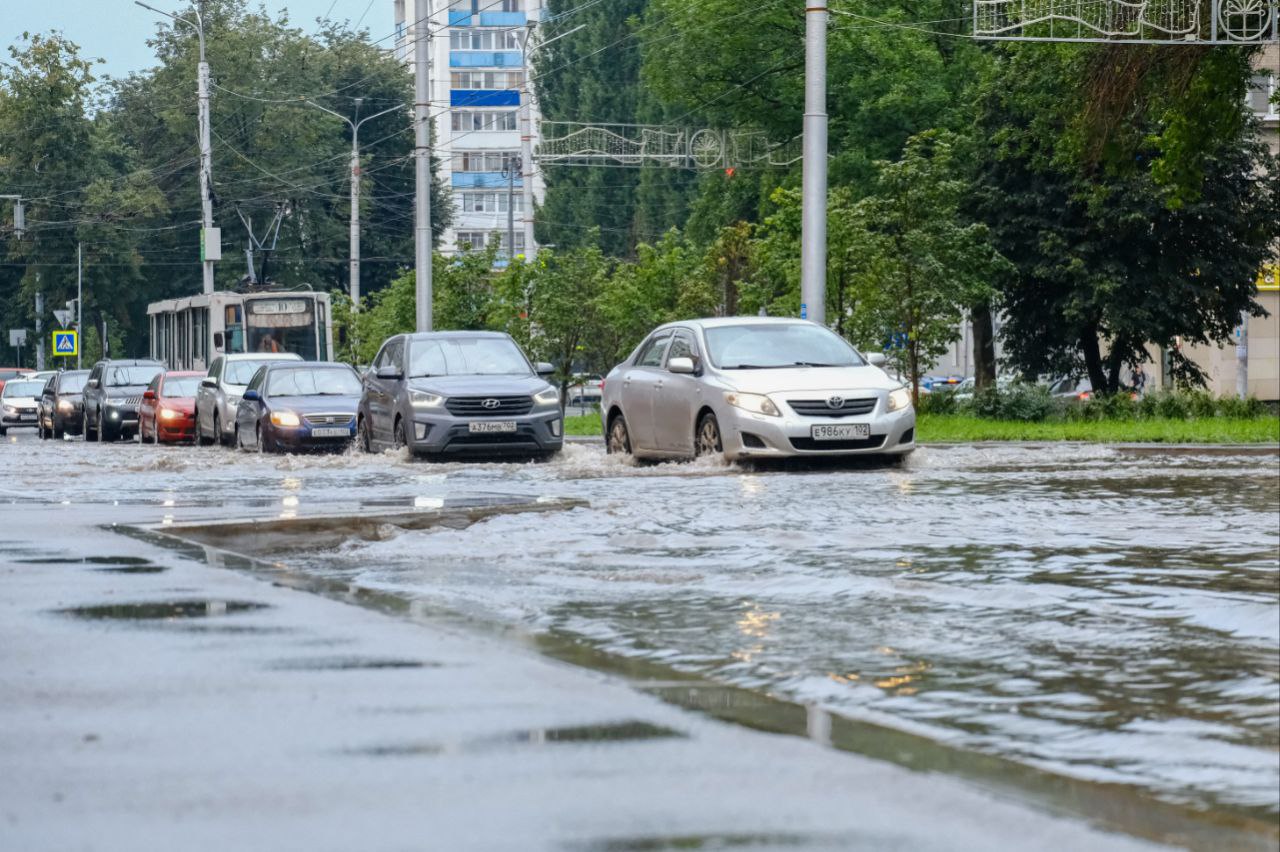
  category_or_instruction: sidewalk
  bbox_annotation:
[0,507,1165,852]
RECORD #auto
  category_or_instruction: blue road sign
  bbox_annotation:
[52,330,78,357]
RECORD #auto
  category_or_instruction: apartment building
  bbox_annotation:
[393,0,545,262]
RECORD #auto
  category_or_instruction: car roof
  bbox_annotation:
[261,361,353,371]
[659,316,812,332]
[163,370,205,377]
[223,352,302,361]
[401,331,510,340]
[99,359,163,366]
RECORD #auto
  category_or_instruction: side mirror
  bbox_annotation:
[201,376,217,388]
[535,362,555,377]
[867,352,887,368]
[212,331,225,351]
[86,378,98,388]
[243,389,260,402]
[142,390,156,400]
[667,356,696,375]
[375,365,402,380]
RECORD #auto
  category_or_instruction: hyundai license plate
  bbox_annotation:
[311,427,350,438]
[469,420,516,434]
[811,423,870,441]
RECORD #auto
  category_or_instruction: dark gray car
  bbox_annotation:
[357,331,563,458]
[82,359,165,442]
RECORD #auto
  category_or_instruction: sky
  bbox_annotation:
[5,0,396,82]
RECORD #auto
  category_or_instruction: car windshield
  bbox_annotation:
[267,368,360,397]
[2,380,43,397]
[163,377,202,398]
[225,360,278,385]
[705,324,865,370]
[409,337,530,377]
[108,365,162,386]
[58,373,88,393]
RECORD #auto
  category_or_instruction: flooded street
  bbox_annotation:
[3,433,1277,825]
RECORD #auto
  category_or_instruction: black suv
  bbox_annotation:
[82,359,165,442]
[38,369,90,439]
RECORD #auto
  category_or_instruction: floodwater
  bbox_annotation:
[3,433,1278,820]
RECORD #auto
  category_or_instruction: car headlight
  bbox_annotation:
[534,387,560,406]
[160,408,181,421]
[410,390,444,408]
[887,388,912,412]
[724,391,780,417]
[226,394,241,406]
[2,405,16,416]
[270,411,301,427]
[57,399,74,412]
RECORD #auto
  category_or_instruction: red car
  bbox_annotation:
[139,371,203,444]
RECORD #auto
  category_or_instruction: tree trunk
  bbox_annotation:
[1081,325,1107,394]
[971,301,996,389]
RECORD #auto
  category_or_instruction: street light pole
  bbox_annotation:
[136,0,216,295]
[301,98,405,310]
[503,155,518,262]
[413,0,433,332]
[800,0,828,326]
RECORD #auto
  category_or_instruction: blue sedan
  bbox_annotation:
[234,362,362,453]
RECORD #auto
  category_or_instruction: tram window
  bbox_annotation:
[317,302,328,360]
[224,305,245,353]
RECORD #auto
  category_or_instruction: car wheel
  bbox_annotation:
[213,412,225,447]
[196,406,213,446]
[393,417,408,450]
[98,411,111,443]
[695,411,723,458]
[82,412,94,442]
[0,427,6,437]
[358,416,372,453]
[53,420,64,440]
[606,414,632,456]
[256,424,267,453]
[151,417,161,445]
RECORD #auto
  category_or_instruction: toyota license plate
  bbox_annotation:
[469,420,516,434]
[311,427,350,438]
[811,423,870,441]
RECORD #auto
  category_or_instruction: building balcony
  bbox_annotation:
[479,11,525,26]
[449,51,523,68]
[452,172,523,188]
[450,89,520,107]
[447,10,472,25]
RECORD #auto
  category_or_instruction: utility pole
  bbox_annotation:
[1236,310,1249,399]
[503,155,518,262]
[0,195,23,239]
[76,242,83,369]
[34,291,44,371]
[136,1,216,295]
[301,98,405,310]
[800,0,828,326]
[413,0,433,332]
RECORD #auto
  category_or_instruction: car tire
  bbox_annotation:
[196,406,214,446]
[151,418,161,445]
[606,414,632,456]
[0,427,6,437]
[98,411,113,443]
[358,416,372,453]
[83,412,95,442]
[53,420,64,440]
[695,411,723,458]
[213,411,226,447]
[393,417,408,450]
[256,424,268,453]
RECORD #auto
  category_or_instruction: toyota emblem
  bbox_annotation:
[481,398,501,410]
[825,395,845,410]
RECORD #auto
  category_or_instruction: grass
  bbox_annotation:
[917,414,1280,444]
[565,411,1278,444]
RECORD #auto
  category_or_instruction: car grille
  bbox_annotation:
[445,395,533,417]
[302,413,355,427]
[788,435,886,451]
[788,397,877,417]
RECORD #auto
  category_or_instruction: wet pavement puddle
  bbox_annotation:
[266,656,440,671]
[346,720,684,758]
[19,555,154,566]
[57,599,269,620]
[569,833,817,851]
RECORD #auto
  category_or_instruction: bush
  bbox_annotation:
[918,388,959,415]
[953,385,1272,422]
[966,382,1054,421]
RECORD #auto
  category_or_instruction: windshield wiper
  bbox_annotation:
[721,364,777,370]
[792,361,841,367]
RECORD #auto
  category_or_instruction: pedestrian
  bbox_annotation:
[1132,364,1147,396]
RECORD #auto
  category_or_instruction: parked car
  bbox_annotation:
[139,371,204,444]
[234,362,362,453]
[82,359,165,442]
[601,317,914,462]
[195,352,302,446]
[357,331,562,458]
[0,377,45,435]
[566,375,604,407]
[37,370,90,439]
[952,375,1016,401]
[1048,376,1093,401]
[0,367,33,395]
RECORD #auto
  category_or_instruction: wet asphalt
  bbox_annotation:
[0,429,1276,850]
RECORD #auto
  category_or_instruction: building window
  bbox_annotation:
[456,231,525,253]
[451,71,524,90]
[449,29,523,51]
[1248,72,1277,119]
[452,151,519,172]
[459,192,524,213]
[451,110,518,132]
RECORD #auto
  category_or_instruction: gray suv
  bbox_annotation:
[82,359,165,442]
[195,352,302,446]
[358,331,563,458]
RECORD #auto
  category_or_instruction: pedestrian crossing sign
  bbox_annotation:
[52,330,78,357]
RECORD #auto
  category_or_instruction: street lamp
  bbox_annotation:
[300,98,406,310]
[135,1,216,296]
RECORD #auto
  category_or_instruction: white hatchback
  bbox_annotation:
[601,318,914,462]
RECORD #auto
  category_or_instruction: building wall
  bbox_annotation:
[394,0,545,261]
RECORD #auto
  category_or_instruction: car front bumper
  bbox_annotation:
[156,413,197,442]
[267,420,357,452]
[409,408,564,456]
[1,408,39,427]
[719,404,916,461]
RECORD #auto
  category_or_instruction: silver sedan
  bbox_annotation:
[601,318,915,462]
